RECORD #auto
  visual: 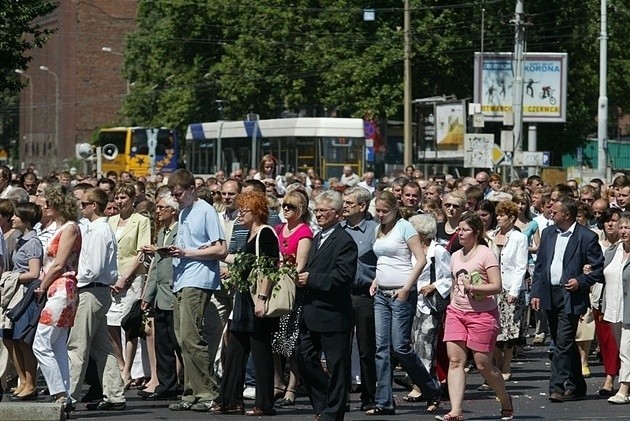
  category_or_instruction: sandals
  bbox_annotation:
[365,407,395,416]
[275,397,295,407]
[435,414,464,421]
[426,394,441,413]
[273,386,286,401]
[403,393,424,402]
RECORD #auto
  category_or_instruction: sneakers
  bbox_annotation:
[608,393,630,404]
[243,386,256,400]
[191,400,217,412]
[169,400,194,411]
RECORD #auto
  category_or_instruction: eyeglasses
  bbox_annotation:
[156,205,171,211]
[315,208,334,215]
[445,203,461,209]
[343,200,359,207]
[282,203,297,211]
[80,201,94,208]
[238,208,252,215]
[210,191,221,196]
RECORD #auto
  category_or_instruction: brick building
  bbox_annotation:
[16,1,137,173]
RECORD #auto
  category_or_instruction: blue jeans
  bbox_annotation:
[374,289,440,409]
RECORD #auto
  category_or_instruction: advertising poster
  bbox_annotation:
[474,52,568,122]
[435,103,465,146]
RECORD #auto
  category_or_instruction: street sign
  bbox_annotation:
[512,151,550,167]
[492,144,505,165]
[463,133,494,168]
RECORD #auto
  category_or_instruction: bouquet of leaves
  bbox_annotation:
[225,252,297,295]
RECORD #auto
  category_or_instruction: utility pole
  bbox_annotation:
[511,0,525,156]
[597,0,608,180]
[403,0,412,167]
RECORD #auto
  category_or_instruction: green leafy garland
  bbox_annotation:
[225,253,297,295]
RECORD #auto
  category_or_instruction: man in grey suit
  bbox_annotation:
[531,196,604,402]
[141,191,182,400]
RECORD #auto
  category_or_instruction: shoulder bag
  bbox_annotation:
[250,226,296,318]
[429,256,450,316]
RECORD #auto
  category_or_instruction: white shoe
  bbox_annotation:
[243,386,256,400]
[608,393,630,404]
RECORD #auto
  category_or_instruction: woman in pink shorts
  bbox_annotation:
[435,213,513,421]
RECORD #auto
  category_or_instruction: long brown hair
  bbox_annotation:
[375,190,403,238]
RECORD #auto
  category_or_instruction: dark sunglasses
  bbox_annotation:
[282,203,297,211]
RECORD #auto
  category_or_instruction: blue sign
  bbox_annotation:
[542,151,551,166]
[366,146,374,162]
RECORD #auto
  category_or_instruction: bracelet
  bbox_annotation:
[257,294,268,301]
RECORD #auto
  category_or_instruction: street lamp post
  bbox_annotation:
[39,66,59,153]
[14,70,34,158]
[101,46,130,94]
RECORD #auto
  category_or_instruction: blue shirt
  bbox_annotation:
[173,199,225,293]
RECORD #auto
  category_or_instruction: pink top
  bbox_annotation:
[450,245,499,313]
[275,223,313,264]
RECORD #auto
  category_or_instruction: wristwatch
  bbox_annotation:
[257,294,268,301]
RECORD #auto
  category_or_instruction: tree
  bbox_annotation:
[0,0,59,98]
[122,0,630,165]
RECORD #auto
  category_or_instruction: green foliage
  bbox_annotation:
[0,1,59,98]
[121,0,630,161]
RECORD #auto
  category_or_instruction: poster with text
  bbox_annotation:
[473,52,568,123]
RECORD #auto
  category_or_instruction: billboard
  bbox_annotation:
[435,102,465,145]
[474,52,568,123]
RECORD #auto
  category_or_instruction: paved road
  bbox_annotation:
[16,342,629,420]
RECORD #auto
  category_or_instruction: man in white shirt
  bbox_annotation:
[357,172,375,195]
[67,187,126,410]
[340,165,360,187]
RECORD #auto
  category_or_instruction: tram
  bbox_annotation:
[185,117,367,179]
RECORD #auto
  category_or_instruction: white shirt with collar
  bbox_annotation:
[549,221,576,286]
[77,216,118,287]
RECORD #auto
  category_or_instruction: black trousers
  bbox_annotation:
[218,324,275,410]
[154,307,182,394]
[546,286,586,394]
[351,294,376,404]
[297,327,351,421]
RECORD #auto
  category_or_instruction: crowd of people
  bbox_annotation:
[0,158,629,421]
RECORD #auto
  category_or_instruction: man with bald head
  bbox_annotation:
[475,171,490,198]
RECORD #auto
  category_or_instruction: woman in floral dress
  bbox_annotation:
[33,184,81,405]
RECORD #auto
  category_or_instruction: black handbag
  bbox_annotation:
[429,256,450,316]
[121,299,146,339]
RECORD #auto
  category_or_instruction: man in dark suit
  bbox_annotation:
[531,196,604,403]
[297,190,358,421]
[140,191,182,400]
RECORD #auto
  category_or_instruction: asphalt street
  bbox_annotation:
[56,340,629,421]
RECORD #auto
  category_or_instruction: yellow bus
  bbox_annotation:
[96,127,178,176]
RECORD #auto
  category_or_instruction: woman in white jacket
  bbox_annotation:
[488,201,528,381]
